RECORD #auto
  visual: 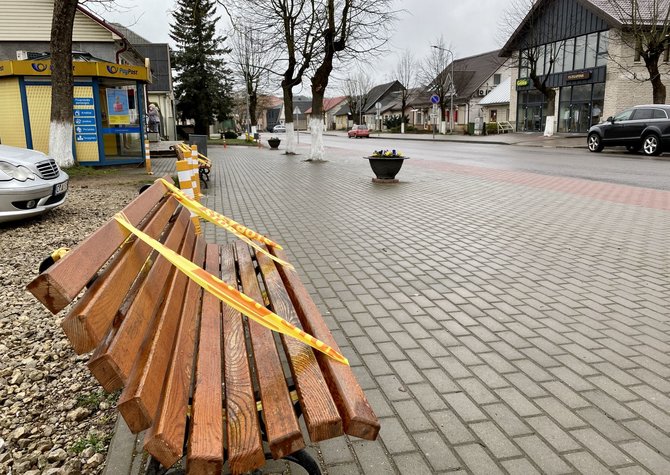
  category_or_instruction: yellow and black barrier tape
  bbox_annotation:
[158,179,292,269]
[113,212,348,365]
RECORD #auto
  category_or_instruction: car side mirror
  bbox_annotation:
[607,116,614,123]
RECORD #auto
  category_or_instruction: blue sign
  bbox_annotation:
[74,109,95,118]
[75,126,97,134]
[430,94,440,104]
[74,117,96,126]
[76,134,97,142]
[73,97,94,106]
[102,127,141,134]
[106,89,130,125]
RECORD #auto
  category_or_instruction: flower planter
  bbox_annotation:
[364,157,408,183]
[268,138,281,149]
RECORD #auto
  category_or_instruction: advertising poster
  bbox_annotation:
[106,88,130,125]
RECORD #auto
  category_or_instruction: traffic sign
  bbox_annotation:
[430,94,440,104]
[375,102,382,110]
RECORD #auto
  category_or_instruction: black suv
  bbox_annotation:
[587,104,670,156]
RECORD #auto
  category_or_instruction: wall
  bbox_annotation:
[0,78,26,147]
[603,30,669,119]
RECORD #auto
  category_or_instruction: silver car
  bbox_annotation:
[0,145,69,223]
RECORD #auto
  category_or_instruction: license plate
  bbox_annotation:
[54,180,68,195]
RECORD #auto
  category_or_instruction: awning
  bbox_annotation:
[479,77,511,106]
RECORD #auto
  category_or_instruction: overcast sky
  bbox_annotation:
[89,0,512,94]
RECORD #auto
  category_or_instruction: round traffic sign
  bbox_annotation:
[430,94,440,104]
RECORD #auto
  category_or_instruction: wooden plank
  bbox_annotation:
[117,220,197,433]
[87,207,191,392]
[61,197,179,354]
[270,247,380,441]
[256,250,343,443]
[235,241,304,460]
[220,244,264,474]
[186,243,225,473]
[26,180,168,313]
[143,236,205,468]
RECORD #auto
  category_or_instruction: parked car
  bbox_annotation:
[348,124,370,138]
[587,104,670,156]
[272,124,286,133]
[0,145,69,223]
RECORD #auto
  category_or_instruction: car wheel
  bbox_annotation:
[642,134,662,156]
[587,133,604,152]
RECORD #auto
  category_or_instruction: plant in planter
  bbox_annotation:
[363,149,409,183]
[267,136,281,149]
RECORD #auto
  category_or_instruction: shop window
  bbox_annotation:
[571,84,591,102]
[99,83,142,159]
[585,33,598,68]
[597,30,609,67]
[537,45,546,76]
[592,82,605,100]
[554,41,565,73]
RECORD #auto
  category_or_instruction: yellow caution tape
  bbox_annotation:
[158,178,292,270]
[113,212,348,365]
[51,247,70,262]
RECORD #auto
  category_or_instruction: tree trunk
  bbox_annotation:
[309,46,333,161]
[249,90,258,127]
[645,58,667,104]
[49,0,78,168]
[282,82,297,154]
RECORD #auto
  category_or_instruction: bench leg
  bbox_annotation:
[283,449,322,475]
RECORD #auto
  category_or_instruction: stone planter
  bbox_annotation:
[268,138,281,149]
[364,157,408,183]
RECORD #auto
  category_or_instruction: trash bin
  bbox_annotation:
[188,134,208,157]
[467,122,475,135]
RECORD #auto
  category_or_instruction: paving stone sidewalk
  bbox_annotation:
[108,147,670,474]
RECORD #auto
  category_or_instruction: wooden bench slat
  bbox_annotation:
[256,250,343,443]
[61,197,179,355]
[144,235,206,468]
[117,219,197,433]
[27,180,168,313]
[271,247,380,441]
[235,241,305,460]
[220,244,265,474]
[87,207,191,392]
[187,243,225,473]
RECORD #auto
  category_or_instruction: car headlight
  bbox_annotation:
[0,161,37,181]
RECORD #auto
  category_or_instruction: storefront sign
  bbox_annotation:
[566,71,591,81]
[516,78,529,87]
[73,97,94,106]
[75,125,97,134]
[74,117,96,126]
[106,89,130,125]
[74,109,95,118]
[0,60,148,81]
[75,134,97,142]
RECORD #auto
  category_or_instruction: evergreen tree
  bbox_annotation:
[170,0,232,134]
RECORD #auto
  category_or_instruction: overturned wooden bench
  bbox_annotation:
[27,180,379,474]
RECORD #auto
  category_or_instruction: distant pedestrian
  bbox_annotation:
[148,103,161,133]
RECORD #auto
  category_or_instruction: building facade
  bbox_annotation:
[501,0,670,133]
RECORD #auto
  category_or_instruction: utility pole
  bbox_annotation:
[431,45,455,134]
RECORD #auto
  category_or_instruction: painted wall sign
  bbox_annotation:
[566,71,591,81]
[106,89,130,125]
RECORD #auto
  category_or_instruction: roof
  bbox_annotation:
[501,0,670,56]
[110,23,152,45]
[478,77,512,105]
[363,80,404,113]
[446,50,504,102]
[305,96,347,114]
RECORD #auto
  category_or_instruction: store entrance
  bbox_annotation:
[558,83,605,133]
[516,90,546,132]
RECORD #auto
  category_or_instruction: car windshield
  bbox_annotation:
[358,125,367,130]
[614,109,633,121]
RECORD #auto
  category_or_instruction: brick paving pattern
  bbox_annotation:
[150,147,670,474]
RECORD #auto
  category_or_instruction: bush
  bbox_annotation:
[486,122,499,135]
[224,130,238,139]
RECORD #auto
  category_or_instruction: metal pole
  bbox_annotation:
[449,50,454,134]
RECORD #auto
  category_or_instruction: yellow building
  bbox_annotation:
[0,59,150,165]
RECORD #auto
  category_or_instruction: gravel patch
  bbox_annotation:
[0,169,153,474]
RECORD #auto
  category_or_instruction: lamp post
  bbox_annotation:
[431,45,455,134]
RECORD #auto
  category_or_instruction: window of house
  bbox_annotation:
[537,44,546,76]
[490,109,498,122]
[554,41,565,73]
[597,30,609,67]
[585,33,598,68]
[493,74,501,85]
[520,51,529,78]
[563,38,575,72]
[574,35,586,70]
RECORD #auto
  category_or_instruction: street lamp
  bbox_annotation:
[431,45,455,134]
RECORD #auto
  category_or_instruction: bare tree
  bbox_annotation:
[342,69,374,126]
[605,0,670,103]
[228,24,275,133]
[392,50,416,134]
[49,0,79,168]
[307,0,397,161]
[421,36,453,134]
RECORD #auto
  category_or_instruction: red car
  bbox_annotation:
[348,124,370,138]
